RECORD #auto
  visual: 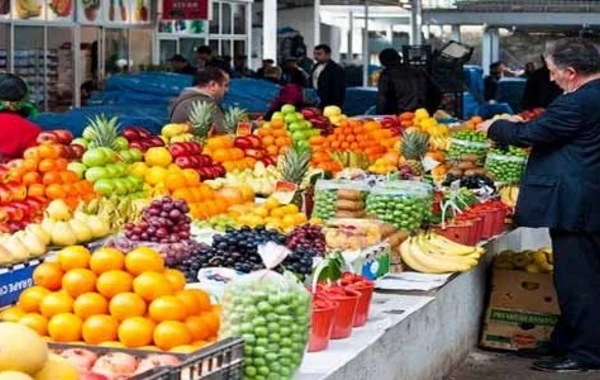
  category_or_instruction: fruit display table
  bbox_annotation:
[297,228,550,380]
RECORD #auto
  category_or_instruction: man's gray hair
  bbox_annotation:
[546,37,600,75]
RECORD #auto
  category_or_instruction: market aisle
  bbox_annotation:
[449,351,599,380]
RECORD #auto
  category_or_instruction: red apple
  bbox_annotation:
[137,127,151,139]
[234,137,253,150]
[61,349,98,372]
[175,156,193,169]
[92,353,138,378]
[190,156,202,168]
[6,159,23,170]
[71,144,85,159]
[3,205,23,221]
[129,141,143,151]
[0,184,12,204]
[149,136,165,147]
[23,147,39,160]
[244,148,265,160]
[6,182,26,201]
[36,131,59,144]
[123,127,140,142]
[188,142,202,154]
[169,143,188,158]
[246,135,262,148]
[54,129,74,145]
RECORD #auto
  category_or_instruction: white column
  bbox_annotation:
[246,2,253,69]
[482,27,500,75]
[385,24,393,44]
[348,11,354,58]
[74,26,82,107]
[363,1,369,87]
[450,24,461,42]
[262,0,277,61]
[314,0,321,48]
[410,0,422,45]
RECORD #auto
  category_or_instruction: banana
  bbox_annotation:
[408,239,474,273]
[400,238,437,273]
[416,236,479,265]
[425,232,480,256]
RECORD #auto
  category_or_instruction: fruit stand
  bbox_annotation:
[0,104,547,379]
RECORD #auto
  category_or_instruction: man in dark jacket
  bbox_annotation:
[196,46,231,74]
[169,67,229,133]
[483,61,504,102]
[522,56,563,110]
[311,44,346,108]
[376,48,442,115]
[478,37,600,373]
[168,54,197,75]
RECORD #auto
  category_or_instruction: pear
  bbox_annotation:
[26,224,50,246]
[0,244,13,265]
[4,234,30,261]
[73,212,89,223]
[68,219,93,243]
[50,222,78,247]
[86,215,110,239]
[41,219,56,236]
[44,200,72,221]
[19,231,47,257]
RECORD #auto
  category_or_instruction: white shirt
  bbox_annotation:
[312,63,327,89]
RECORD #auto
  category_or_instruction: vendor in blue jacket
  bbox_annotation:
[478,37,600,373]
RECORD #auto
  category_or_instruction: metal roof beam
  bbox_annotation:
[422,10,600,26]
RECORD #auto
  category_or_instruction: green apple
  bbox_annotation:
[82,149,108,167]
[284,113,298,125]
[94,179,115,196]
[292,131,307,141]
[288,122,302,132]
[118,150,132,163]
[281,104,296,114]
[85,167,108,182]
[297,140,311,149]
[302,120,312,129]
[271,112,284,121]
[295,112,305,121]
[72,138,89,148]
[129,149,143,162]
[308,129,321,137]
[114,136,129,151]
[113,179,129,196]
[128,175,144,190]
[67,162,87,179]
[104,164,120,178]
[98,147,117,163]
[82,127,95,141]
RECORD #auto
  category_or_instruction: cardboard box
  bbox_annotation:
[480,269,560,350]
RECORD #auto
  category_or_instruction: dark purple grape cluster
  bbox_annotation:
[124,196,192,243]
[286,225,326,256]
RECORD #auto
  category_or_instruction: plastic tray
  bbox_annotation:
[49,337,244,380]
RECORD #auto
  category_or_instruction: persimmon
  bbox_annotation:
[42,171,62,185]
[22,172,41,185]
[45,184,67,199]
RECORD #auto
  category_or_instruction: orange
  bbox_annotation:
[38,158,57,173]
[22,171,41,185]
[175,290,203,316]
[184,316,210,341]
[153,321,192,351]
[271,119,285,129]
[181,169,200,186]
[19,313,49,336]
[61,268,97,298]
[262,135,275,146]
[0,306,26,322]
[48,313,82,342]
[163,269,186,292]
[212,149,229,163]
[60,170,79,184]
[17,286,51,313]
[54,158,68,171]
[38,143,60,159]
[58,246,91,271]
[199,310,220,336]
[22,158,39,172]
[99,341,126,348]
[148,296,188,322]
[109,292,147,321]
[165,172,187,192]
[133,272,173,302]
[188,289,211,312]
[40,292,74,318]
[82,315,119,344]
[42,171,63,186]
[45,184,67,199]
[118,316,155,348]
[172,188,193,203]
[89,247,125,274]
[73,292,109,320]
[28,184,46,198]
[125,247,165,276]
[96,270,134,299]
[266,145,278,156]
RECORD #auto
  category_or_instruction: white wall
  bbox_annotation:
[278,7,316,51]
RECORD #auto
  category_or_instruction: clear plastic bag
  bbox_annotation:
[485,153,527,184]
[447,138,491,165]
[219,242,311,380]
[324,218,389,251]
[312,179,370,220]
[365,183,430,231]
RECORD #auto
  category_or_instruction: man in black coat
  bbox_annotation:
[522,56,563,110]
[311,44,346,109]
[478,37,600,373]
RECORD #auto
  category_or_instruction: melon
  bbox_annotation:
[0,322,49,375]
[0,372,34,380]
[34,354,79,380]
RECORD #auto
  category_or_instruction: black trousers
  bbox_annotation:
[549,229,600,365]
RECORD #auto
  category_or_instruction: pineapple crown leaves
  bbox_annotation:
[188,101,216,140]
[401,130,430,160]
[279,142,311,185]
[223,106,249,134]
[85,114,121,150]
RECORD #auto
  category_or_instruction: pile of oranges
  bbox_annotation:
[256,119,293,158]
[165,169,251,219]
[309,120,397,172]
[204,136,256,172]
[9,143,97,208]
[0,245,219,352]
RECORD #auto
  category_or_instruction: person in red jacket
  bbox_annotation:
[0,74,41,161]
[266,69,306,119]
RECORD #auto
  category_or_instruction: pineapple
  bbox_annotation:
[279,143,311,208]
[223,107,248,135]
[83,115,121,150]
[401,131,429,176]
[188,101,216,142]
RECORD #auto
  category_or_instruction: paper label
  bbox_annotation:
[422,156,440,172]
[236,122,252,137]
[271,181,298,204]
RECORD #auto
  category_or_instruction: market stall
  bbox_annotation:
[0,102,550,379]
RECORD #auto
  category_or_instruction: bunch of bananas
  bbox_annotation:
[494,248,553,273]
[330,152,371,170]
[400,232,485,273]
[499,185,519,208]
[79,196,149,232]
[429,135,451,151]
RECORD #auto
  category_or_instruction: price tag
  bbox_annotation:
[236,122,252,137]
[271,181,298,204]
[422,156,440,172]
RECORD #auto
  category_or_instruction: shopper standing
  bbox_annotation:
[196,46,231,74]
[311,44,346,109]
[478,37,600,373]
[169,67,230,133]
[522,55,563,110]
[0,74,41,161]
[168,54,197,75]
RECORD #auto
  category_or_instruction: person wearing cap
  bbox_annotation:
[169,54,197,75]
[0,74,41,161]
[196,46,231,74]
